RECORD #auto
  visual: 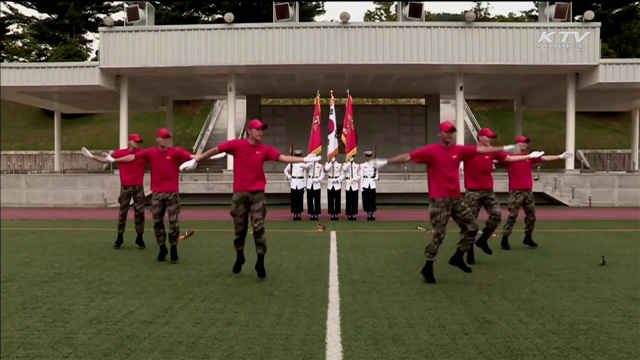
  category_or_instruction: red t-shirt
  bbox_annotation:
[136,147,192,193]
[112,148,146,186]
[410,144,477,199]
[463,152,508,191]
[218,139,282,192]
[501,155,543,191]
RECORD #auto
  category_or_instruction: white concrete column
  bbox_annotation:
[565,73,577,170]
[119,75,129,149]
[54,111,61,172]
[455,72,464,145]
[514,97,523,138]
[165,99,173,146]
[425,94,440,144]
[227,73,236,170]
[632,108,639,171]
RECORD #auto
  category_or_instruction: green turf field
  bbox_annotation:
[2,219,639,360]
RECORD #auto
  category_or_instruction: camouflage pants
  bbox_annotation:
[117,185,145,234]
[503,190,536,236]
[151,192,181,246]
[427,198,478,260]
[463,190,502,237]
[230,191,267,255]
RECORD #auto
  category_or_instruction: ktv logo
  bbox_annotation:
[536,31,592,51]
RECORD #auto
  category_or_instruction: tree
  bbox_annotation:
[470,1,492,21]
[150,1,326,25]
[570,1,640,58]
[364,2,396,22]
[1,2,119,62]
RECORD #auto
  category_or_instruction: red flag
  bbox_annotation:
[341,93,357,160]
[308,92,322,155]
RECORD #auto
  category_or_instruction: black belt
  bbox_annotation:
[291,176,304,179]
[363,176,375,179]
[329,176,339,178]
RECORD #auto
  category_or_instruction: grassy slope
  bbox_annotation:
[0,100,213,151]
[1,100,632,158]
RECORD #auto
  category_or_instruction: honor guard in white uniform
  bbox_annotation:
[324,157,345,220]
[305,159,325,220]
[284,150,307,220]
[342,156,360,221]
[360,151,379,220]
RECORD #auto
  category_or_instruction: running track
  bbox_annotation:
[1,208,638,221]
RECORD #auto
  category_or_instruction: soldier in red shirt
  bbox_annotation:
[462,128,544,264]
[83,133,147,249]
[93,129,209,264]
[368,121,522,284]
[498,136,572,250]
[184,119,322,279]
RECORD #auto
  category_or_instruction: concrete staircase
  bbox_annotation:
[539,175,583,206]
[193,99,246,172]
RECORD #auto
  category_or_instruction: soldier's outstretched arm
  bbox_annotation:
[542,152,573,161]
[278,154,321,163]
[194,146,222,162]
[505,151,545,162]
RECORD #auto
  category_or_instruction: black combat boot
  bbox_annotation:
[421,260,436,284]
[114,233,124,249]
[466,246,475,265]
[135,233,145,248]
[233,250,245,274]
[449,249,472,273]
[475,233,493,255]
[170,244,179,263]
[501,235,510,250]
[157,244,168,262]
[523,234,538,248]
[255,254,266,279]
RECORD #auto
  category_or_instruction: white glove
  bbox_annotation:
[503,144,521,154]
[303,155,322,163]
[179,159,197,171]
[81,147,94,159]
[101,152,115,163]
[367,159,388,168]
[560,152,573,159]
[529,151,545,159]
[210,152,226,160]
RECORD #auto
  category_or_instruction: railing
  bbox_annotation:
[463,100,481,142]
[192,100,222,154]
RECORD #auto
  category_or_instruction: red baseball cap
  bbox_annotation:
[157,128,172,138]
[515,136,530,144]
[128,133,143,143]
[477,128,497,138]
[246,119,268,130]
[440,121,456,133]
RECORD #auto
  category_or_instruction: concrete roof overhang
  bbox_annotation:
[3,63,637,113]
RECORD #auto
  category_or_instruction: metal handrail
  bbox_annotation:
[462,100,480,143]
[193,100,222,154]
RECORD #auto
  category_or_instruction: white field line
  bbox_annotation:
[326,231,343,360]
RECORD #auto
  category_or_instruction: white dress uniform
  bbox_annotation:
[341,159,360,220]
[284,150,307,220]
[305,161,325,220]
[360,151,379,220]
[324,159,345,220]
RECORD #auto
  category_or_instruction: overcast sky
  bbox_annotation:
[318,1,535,22]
